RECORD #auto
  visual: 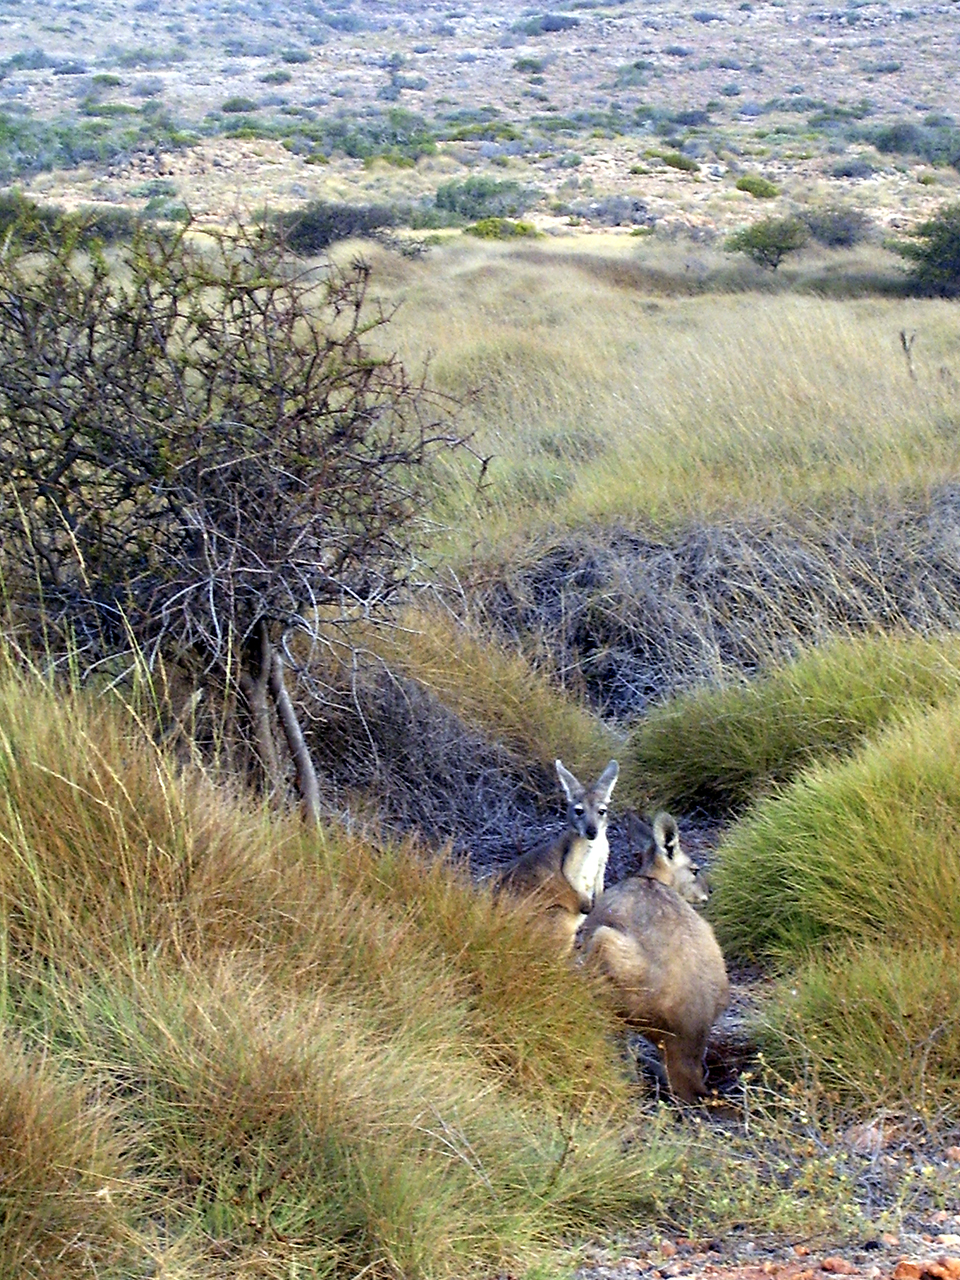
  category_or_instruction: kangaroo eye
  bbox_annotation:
[597,805,608,817]
[574,804,584,816]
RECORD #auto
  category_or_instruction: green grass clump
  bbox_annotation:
[465,216,538,239]
[660,151,700,172]
[709,694,960,961]
[736,173,779,197]
[759,940,960,1121]
[624,631,960,811]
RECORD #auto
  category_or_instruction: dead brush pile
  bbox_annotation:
[459,485,960,718]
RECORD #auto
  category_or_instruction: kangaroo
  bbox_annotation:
[579,862,729,1104]
[495,759,619,951]
[624,809,709,906]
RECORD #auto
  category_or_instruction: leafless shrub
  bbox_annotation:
[459,487,960,717]
[0,210,473,818]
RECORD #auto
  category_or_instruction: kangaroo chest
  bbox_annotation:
[562,832,609,900]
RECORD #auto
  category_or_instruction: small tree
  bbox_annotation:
[0,212,470,820]
[725,215,810,270]
[895,202,960,297]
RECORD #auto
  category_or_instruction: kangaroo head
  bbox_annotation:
[627,809,709,905]
[556,759,619,841]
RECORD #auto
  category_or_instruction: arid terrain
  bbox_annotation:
[2,0,958,233]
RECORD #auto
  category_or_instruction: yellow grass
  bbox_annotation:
[351,236,960,553]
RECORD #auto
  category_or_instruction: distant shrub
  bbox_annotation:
[663,44,692,57]
[802,204,870,247]
[464,216,538,239]
[660,151,700,172]
[513,57,546,73]
[692,9,722,20]
[53,60,87,76]
[559,194,649,226]
[866,118,960,167]
[3,49,56,72]
[278,200,399,252]
[720,83,741,97]
[91,72,123,87]
[133,76,164,97]
[514,13,580,35]
[260,68,293,84]
[894,202,960,297]
[616,59,653,86]
[725,215,809,268]
[735,172,779,198]
[671,108,710,127]
[435,175,538,219]
[280,47,311,63]
[221,96,259,113]
[830,155,875,178]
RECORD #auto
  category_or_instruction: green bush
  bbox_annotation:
[464,216,538,239]
[802,203,870,247]
[625,632,960,812]
[709,695,960,961]
[661,151,700,172]
[221,96,259,113]
[894,202,960,297]
[277,199,399,251]
[736,173,779,198]
[435,175,539,220]
[725,214,809,268]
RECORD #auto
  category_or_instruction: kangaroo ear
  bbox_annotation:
[556,759,581,801]
[626,809,657,873]
[653,812,679,859]
[596,759,619,800]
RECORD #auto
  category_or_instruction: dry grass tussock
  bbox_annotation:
[292,605,620,859]
[356,238,960,549]
[6,658,826,1276]
[454,487,960,720]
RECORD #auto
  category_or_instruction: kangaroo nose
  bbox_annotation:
[585,820,598,839]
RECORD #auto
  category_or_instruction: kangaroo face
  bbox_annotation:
[653,812,709,905]
[627,810,709,905]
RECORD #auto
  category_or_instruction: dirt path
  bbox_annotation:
[574,1233,960,1280]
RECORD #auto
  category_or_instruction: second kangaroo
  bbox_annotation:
[579,832,729,1103]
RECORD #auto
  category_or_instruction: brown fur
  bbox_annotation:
[625,809,709,905]
[579,876,729,1103]
[495,759,618,951]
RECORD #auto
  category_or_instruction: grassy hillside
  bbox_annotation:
[2,659,878,1277]
[358,237,960,551]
